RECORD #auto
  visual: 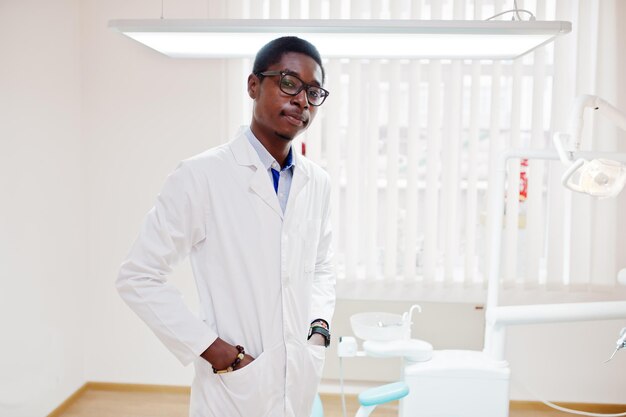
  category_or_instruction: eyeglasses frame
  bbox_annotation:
[255,70,330,107]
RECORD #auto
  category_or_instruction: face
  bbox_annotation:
[248,52,323,144]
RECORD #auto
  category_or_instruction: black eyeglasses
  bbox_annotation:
[256,70,330,107]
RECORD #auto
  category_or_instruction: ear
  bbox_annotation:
[247,73,259,99]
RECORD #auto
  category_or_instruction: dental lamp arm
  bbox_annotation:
[553,95,598,164]
[569,94,600,153]
[570,95,626,152]
[552,95,626,197]
[554,95,626,164]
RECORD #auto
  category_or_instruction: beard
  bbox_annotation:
[274,130,295,141]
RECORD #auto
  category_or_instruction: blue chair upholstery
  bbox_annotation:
[310,393,324,417]
[311,382,408,417]
[358,381,409,407]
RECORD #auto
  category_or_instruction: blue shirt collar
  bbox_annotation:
[283,147,294,171]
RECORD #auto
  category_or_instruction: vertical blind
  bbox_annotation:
[216,0,622,302]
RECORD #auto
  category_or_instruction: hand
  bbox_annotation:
[236,353,255,370]
[200,338,255,371]
[308,333,326,346]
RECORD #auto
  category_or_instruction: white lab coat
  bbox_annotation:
[116,128,336,417]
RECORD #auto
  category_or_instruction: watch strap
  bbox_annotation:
[310,318,329,330]
[309,325,331,347]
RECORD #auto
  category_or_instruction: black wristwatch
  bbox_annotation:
[308,325,331,347]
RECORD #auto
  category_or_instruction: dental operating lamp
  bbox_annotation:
[553,95,626,198]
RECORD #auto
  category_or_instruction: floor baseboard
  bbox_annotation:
[48,381,626,416]
[47,383,89,417]
[86,381,191,395]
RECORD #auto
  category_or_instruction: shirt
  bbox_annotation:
[245,127,294,213]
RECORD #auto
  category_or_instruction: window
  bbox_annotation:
[226,0,625,303]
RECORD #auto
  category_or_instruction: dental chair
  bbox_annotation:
[311,381,409,417]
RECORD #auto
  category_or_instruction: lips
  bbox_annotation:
[282,110,308,127]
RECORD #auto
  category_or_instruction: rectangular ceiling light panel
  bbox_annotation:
[109,19,572,60]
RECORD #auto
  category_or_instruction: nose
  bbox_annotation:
[290,88,309,108]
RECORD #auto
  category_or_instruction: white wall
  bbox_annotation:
[0,1,85,416]
[2,1,625,414]
[81,0,222,386]
[613,0,626,275]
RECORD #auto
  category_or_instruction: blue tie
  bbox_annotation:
[271,168,280,193]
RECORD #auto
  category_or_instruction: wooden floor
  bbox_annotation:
[55,385,625,417]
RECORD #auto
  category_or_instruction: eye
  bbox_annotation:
[308,89,320,99]
[281,76,298,90]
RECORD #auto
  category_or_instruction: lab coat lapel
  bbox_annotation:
[249,167,283,219]
[285,151,310,218]
[230,131,283,219]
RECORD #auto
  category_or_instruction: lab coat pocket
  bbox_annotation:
[300,219,322,273]
[295,344,327,417]
[306,344,326,381]
[216,344,283,416]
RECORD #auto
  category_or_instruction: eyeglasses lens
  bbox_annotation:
[279,74,326,106]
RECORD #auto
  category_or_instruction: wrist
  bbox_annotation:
[200,338,240,370]
[212,345,245,374]
[308,322,331,347]
[308,333,326,346]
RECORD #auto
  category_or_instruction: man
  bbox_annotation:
[116,37,335,417]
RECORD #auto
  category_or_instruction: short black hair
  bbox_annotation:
[253,36,325,84]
